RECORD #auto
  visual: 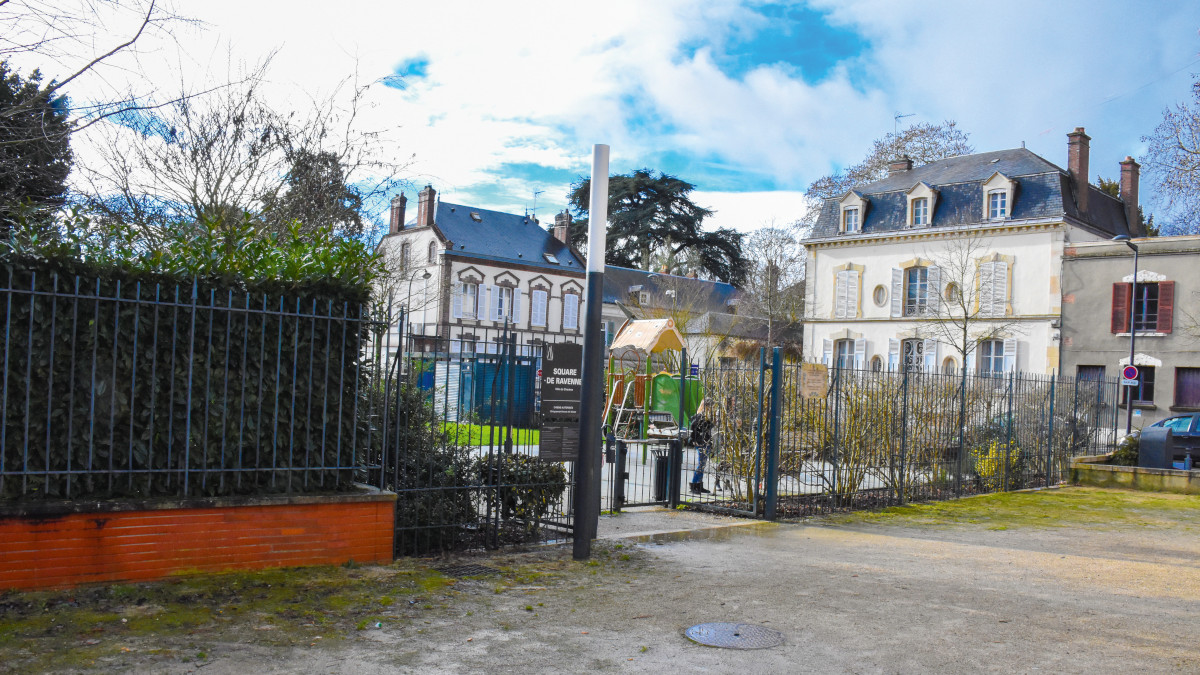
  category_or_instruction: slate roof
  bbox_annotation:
[432,201,585,273]
[806,148,1134,240]
[601,266,738,313]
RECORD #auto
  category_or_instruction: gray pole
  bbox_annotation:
[573,144,609,561]
[1125,246,1138,435]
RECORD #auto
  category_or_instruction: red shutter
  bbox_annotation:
[1111,283,1131,333]
[1158,280,1175,333]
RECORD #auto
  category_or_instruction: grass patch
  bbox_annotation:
[831,487,1200,529]
[442,423,539,446]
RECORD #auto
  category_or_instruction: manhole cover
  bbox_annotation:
[433,564,499,577]
[684,623,783,649]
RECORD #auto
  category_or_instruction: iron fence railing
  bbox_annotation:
[0,272,381,500]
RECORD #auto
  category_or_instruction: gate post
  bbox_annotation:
[614,439,627,513]
[752,348,766,514]
[764,347,783,521]
[1046,374,1057,486]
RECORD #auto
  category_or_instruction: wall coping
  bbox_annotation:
[0,484,396,519]
[1070,455,1199,478]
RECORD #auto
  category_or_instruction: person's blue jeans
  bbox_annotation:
[691,445,708,484]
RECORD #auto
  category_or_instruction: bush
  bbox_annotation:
[972,439,1023,492]
[1110,431,1140,466]
[472,453,567,538]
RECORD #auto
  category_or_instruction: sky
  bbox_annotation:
[30,0,1200,234]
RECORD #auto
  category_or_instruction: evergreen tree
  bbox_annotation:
[0,62,72,227]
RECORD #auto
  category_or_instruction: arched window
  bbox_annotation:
[427,240,437,263]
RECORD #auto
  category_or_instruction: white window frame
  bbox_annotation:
[833,267,861,319]
[842,208,859,233]
[981,172,1016,221]
[452,281,479,320]
[988,190,1007,219]
[905,182,938,229]
[911,197,929,226]
[563,292,580,330]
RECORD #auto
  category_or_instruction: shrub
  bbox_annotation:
[972,439,1023,492]
[472,453,567,538]
[1110,431,1140,466]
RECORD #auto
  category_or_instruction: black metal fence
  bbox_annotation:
[658,348,1122,519]
[0,271,378,500]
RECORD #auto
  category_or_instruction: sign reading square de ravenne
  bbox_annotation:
[539,342,583,461]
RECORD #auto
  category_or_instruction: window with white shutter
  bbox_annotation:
[890,269,903,317]
[888,338,901,371]
[979,260,1009,317]
[512,289,523,324]
[451,283,463,319]
[531,290,548,327]
[563,293,580,330]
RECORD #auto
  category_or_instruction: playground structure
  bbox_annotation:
[603,319,704,441]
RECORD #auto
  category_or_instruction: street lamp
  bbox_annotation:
[403,268,433,331]
[1112,234,1139,435]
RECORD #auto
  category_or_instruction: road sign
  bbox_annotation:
[1121,378,1140,387]
[1122,365,1139,380]
[536,369,542,378]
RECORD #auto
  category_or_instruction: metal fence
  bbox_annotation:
[659,348,1122,519]
[0,271,380,501]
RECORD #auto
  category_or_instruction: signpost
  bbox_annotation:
[539,343,583,462]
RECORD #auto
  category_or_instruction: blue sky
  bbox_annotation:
[57,0,1200,233]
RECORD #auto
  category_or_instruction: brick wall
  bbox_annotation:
[0,492,395,591]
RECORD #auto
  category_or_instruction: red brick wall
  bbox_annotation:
[0,495,395,591]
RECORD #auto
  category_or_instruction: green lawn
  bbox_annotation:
[442,423,540,446]
[830,486,1200,530]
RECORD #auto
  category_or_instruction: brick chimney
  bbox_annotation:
[416,185,436,228]
[1120,156,1141,236]
[1067,127,1090,214]
[552,210,571,244]
[888,156,913,175]
[388,193,407,234]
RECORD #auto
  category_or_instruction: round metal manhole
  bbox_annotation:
[684,622,783,649]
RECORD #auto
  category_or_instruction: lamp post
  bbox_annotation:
[403,269,433,331]
[1112,235,1139,435]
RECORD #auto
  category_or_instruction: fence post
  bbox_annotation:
[614,439,627,512]
[1005,371,1014,490]
[831,364,841,501]
[1046,374,1057,487]
[764,347,782,521]
[752,347,766,515]
[899,366,909,503]
[956,363,967,497]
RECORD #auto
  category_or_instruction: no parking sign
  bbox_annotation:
[1121,365,1139,387]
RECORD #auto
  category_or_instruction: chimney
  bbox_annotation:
[417,184,436,228]
[552,210,571,244]
[1120,156,1142,236]
[1067,127,1090,214]
[388,193,407,234]
[888,156,913,175]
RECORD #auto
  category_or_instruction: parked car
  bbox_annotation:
[1148,413,1200,454]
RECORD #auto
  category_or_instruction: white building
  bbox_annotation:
[803,128,1144,375]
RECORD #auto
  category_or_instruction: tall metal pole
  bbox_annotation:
[573,144,609,560]
[1125,245,1138,435]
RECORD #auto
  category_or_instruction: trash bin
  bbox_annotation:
[652,447,670,503]
[1139,427,1175,469]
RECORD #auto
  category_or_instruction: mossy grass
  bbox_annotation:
[830,487,1200,529]
[441,423,540,446]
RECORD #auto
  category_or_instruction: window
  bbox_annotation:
[945,282,961,304]
[834,339,854,370]
[1133,283,1159,332]
[1111,281,1174,334]
[452,282,478,320]
[988,190,1007,219]
[1077,365,1105,382]
[563,293,580,330]
[1175,368,1200,408]
[911,197,929,226]
[1162,416,1194,433]
[401,242,412,266]
[495,286,513,321]
[904,267,929,316]
[530,289,548,327]
[978,260,1009,317]
[1122,366,1155,405]
[873,285,887,307]
[834,269,860,319]
[842,208,859,233]
[870,356,883,372]
[902,339,924,372]
[604,320,617,346]
[543,252,559,264]
[427,241,437,263]
[942,357,957,375]
[978,339,1005,377]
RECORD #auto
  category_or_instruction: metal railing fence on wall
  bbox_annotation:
[0,269,381,500]
[676,350,1121,519]
[374,318,580,556]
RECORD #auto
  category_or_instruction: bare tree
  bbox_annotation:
[801,121,973,228]
[917,233,1023,373]
[77,60,412,241]
[1141,77,1200,235]
[740,225,806,352]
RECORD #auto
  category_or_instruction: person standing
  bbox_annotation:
[689,400,713,494]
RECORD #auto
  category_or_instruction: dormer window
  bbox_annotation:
[982,172,1017,221]
[911,198,929,226]
[843,208,860,233]
[838,190,868,234]
[988,190,1007,219]
[905,182,938,228]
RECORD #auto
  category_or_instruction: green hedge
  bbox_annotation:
[0,257,375,500]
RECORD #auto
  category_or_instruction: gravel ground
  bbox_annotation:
[10,489,1200,673]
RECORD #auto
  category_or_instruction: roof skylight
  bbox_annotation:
[543,253,559,264]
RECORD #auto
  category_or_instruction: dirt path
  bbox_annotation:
[6,488,1200,673]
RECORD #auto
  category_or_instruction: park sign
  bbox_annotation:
[539,342,583,462]
[800,363,828,399]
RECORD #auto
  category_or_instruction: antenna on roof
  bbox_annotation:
[530,189,545,221]
[893,111,915,136]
